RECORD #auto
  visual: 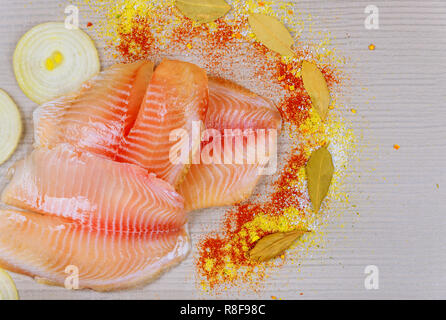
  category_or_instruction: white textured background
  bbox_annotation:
[0,0,445,299]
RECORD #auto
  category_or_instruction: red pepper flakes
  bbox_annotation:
[171,19,206,46]
[279,94,311,125]
[172,18,243,53]
[233,32,242,39]
[209,20,241,47]
[191,28,339,291]
[195,53,339,291]
[252,41,273,57]
[115,17,157,62]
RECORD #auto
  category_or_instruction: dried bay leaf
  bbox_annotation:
[306,145,334,213]
[249,230,309,262]
[301,61,331,121]
[248,13,294,56]
[175,0,231,24]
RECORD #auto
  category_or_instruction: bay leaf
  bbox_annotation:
[175,0,231,24]
[305,145,334,213]
[248,13,294,56]
[301,61,331,121]
[249,230,308,262]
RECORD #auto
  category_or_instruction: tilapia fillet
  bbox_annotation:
[0,61,282,291]
[1,144,186,232]
[178,78,282,212]
[34,61,154,158]
[117,59,209,187]
[0,210,189,291]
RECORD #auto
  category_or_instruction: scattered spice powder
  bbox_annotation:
[114,16,157,62]
[196,148,310,291]
[80,0,355,294]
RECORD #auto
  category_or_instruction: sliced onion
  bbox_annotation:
[14,22,100,104]
[0,90,22,165]
[0,268,19,300]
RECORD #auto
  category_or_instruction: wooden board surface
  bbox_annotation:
[0,0,445,299]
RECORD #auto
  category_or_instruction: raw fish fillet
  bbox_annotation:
[117,59,208,188]
[178,78,282,212]
[205,78,282,132]
[0,210,189,291]
[34,61,154,158]
[1,144,185,232]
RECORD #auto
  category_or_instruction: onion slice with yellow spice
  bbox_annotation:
[0,268,19,300]
[13,22,100,104]
[0,90,22,165]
